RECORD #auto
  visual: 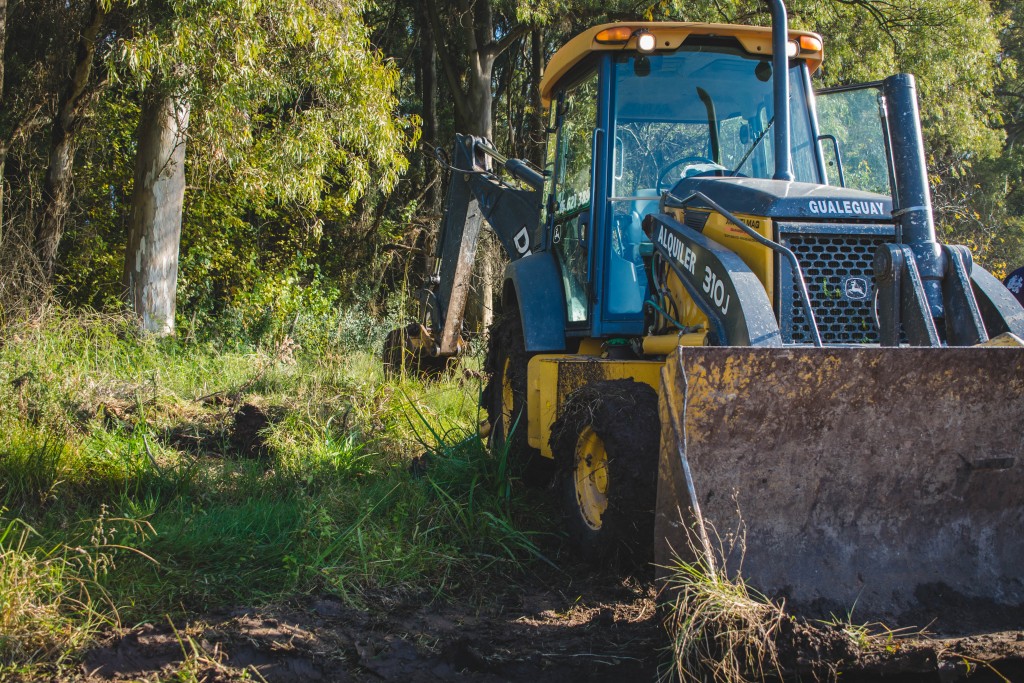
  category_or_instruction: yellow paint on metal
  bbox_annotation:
[540,22,824,106]
[980,332,1024,347]
[527,356,662,457]
[642,332,707,355]
[703,211,775,305]
[574,426,608,530]
[527,355,560,453]
[671,285,710,331]
[666,207,775,304]
[577,338,605,355]
[646,208,774,343]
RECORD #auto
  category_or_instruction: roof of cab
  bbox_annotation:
[539,22,824,107]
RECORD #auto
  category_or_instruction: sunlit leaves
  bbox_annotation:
[112,0,417,214]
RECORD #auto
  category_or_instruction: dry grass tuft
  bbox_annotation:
[662,555,786,683]
[0,521,101,668]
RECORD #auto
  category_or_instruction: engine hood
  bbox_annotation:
[666,176,894,221]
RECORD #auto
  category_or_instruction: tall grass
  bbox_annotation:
[0,307,543,674]
[0,512,149,672]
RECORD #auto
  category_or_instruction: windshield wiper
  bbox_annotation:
[733,116,775,174]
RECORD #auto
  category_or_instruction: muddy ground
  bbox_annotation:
[81,563,661,683]
[76,560,1024,683]
[67,405,1024,681]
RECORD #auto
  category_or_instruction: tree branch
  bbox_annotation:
[424,0,468,124]
[67,2,106,125]
[489,23,529,59]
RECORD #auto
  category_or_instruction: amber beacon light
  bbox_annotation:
[594,26,634,44]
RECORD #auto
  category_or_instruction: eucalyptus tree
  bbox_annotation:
[423,0,527,140]
[421,0,647,142]
[114,0,415,334]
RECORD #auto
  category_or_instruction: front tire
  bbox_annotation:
[550,379,660,566]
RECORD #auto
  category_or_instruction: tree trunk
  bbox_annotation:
[124,92,189,336]
[35,0,105,278]
[462,57,494,140]
[416,1,440,210]
[37,133,76,273]
[425,0,525,140]
[0,153,5,242]
[480,235,493,330]
[0,0,6,100]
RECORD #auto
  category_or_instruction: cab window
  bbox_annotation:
[552,71,598,324]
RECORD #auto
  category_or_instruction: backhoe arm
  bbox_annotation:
[428,134,543,355]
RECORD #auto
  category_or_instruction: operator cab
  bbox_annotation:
[539,23,829,339]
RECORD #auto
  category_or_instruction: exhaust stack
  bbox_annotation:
[768,0,793,182]
[881,74,947,320]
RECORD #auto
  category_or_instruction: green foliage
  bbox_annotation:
[112,0,416,211]
[0,513,143,672]
[0,310,543,672]
[56,90,139,310]
[40,0,419,334]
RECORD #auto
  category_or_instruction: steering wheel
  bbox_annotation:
[656,155,723,192]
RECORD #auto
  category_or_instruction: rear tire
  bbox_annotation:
[483,309,553,485]
[550,379,660,566]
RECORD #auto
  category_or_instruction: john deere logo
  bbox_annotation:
[844,277,869,300]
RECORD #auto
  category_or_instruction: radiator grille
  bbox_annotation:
[779,227,895,345]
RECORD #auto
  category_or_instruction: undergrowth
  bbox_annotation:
[0,309,543,676]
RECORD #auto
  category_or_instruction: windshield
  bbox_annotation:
[601,47,820,319]
[611,47,819,196]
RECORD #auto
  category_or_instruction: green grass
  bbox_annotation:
[0,309,545,676]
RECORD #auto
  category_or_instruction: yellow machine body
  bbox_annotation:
[403,9,1024,627]
[525,208,777,459]
[526,356,662,458]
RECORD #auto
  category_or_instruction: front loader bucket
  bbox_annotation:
[655,345,1024,626]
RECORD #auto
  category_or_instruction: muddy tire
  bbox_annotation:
[482,309,552,484]
[382,324,453,380]
[550,379,659,566]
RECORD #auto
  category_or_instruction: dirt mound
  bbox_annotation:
[229,403,272,459]
[160,402,281,459]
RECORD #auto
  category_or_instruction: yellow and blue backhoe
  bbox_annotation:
[384,0,1024,623]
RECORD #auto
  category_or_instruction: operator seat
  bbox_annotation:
[607,189,658,315]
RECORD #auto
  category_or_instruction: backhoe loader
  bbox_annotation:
[384,0,1024,622]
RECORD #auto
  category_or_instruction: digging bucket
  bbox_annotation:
[654,345,1024,625]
